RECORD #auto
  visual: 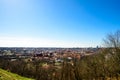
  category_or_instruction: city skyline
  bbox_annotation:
[0,0,120,47]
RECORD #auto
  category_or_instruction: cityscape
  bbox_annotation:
[0,0,120,80]
[0,47,100,63]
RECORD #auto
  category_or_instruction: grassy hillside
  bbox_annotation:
[0,68,34,80]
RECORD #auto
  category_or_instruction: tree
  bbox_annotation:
[103,30,120,48]
[60,62,76,80]
[103,30,120,79]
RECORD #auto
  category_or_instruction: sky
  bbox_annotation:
[0,0,120,47]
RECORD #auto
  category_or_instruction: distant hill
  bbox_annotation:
[0,68,34,80]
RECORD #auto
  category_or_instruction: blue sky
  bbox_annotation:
[0,0,120,47]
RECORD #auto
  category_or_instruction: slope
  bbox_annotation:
[0,68,34,80]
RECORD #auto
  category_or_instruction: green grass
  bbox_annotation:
[0,68,34,80]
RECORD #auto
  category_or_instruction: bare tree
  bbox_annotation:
[103,30,120,48]
[103,30,120,79]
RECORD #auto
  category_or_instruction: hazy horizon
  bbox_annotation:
[0,0,120,47]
